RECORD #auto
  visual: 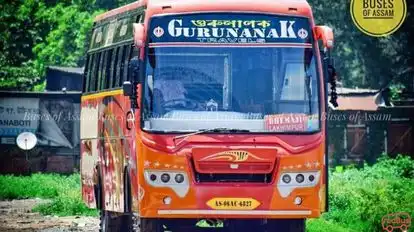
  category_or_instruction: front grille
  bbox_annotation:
[195,173,273,183]
[191,158,274,183]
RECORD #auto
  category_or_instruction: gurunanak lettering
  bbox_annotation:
[167,19,300,40]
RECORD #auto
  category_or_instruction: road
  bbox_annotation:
[0,199,99,232]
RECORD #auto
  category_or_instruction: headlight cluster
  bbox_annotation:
[277,171,320,198]
[281,173,316,185]
[144,170,190,198]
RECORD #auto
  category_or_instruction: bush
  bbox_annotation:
[325,154,414,232]
[0,173,97,216]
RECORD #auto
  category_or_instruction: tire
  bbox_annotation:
[265,219,305,232]
[140,218,161,232]
[100,210,122,232]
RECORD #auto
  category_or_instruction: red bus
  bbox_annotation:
[80,0,337,231]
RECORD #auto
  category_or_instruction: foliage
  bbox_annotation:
[324,154,414,232]
[0,63,41,91]
[307,218,356,232]
[308,0,414,90]
[32,4,101,76]
[0,0,102,90]
[389,83,405,101]
[1,0,413,92]
[0,173,97,216]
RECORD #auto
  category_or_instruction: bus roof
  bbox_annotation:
[94,1,145,22]
[95,0,313,23]
[146,0,313,19]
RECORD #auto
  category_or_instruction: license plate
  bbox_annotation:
[206,198,260,210]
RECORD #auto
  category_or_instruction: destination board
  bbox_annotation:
[149,13,312,44]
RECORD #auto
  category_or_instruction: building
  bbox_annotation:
[328,86,414,166]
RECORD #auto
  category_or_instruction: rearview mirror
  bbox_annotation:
[123,81,133,97]
[133,23,145,47]
[314,26,334,49]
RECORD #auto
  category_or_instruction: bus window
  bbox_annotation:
[100,50,108,90]
[83,54,93,92]
[123,44,132,82]
[115,46,125,87]
[97,51,105,91]
[103,49,113,89]
[110,47,119,89]
[90,53,100,92]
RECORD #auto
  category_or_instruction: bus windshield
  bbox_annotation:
[142,13,320,133]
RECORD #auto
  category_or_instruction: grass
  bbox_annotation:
[306,219,356,232]
[0,173,97,216]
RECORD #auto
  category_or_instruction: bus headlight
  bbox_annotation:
[144,170,189,198]
[282,174,291,183]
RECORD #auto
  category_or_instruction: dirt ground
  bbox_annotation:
[0,199,99,232]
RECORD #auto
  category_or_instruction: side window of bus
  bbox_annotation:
[110,47,119,88]
[115,45,125,87]
[123,44,133,82]
[97,51,105,91]
[102,49,113,90]
[90,53,100,92]
[83,55,92,92]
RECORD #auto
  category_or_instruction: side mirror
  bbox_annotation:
[123,81,133,96]
[133,23,145,47]
[314,26,334,49]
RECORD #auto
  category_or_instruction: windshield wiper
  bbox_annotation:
[172,127,250,146]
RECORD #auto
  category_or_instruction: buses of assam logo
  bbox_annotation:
[351,0,407,37]
[382,212,411,232]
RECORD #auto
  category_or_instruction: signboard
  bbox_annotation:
[0,97,77,148]
[265,114,319,132]
[149,13,312,44]
[0,98,39,136]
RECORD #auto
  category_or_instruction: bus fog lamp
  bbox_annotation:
[161,173,170,183]
[294,197,302,205]
[163,196,172,205]
[282,174,291,183]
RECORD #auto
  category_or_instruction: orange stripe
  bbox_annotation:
[81,89,123,101]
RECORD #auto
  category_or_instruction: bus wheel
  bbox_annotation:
[99,210,123,232]
[265,219,305,232]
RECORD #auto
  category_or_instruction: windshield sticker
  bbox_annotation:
[265,114,319,132]
[149,13,311,44]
